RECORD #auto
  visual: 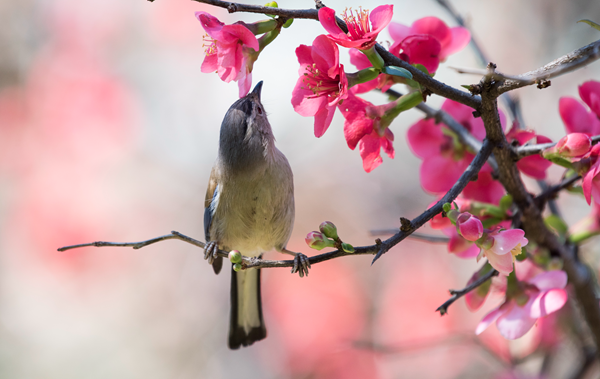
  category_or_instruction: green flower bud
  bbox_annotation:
[442,202,452,213]
[319,221,339,240]
[229,250,242,264]
[233,263,242,272]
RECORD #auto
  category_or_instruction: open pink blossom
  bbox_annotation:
[318,5,393,50]
[505,124,552,179]
[389,17,470,73]
[476,270,568,340]
[581,144,600,205]
[477,228,528,275]
[338,94,395,172]
[559,80,600,136]
[390,34,441,74]
[195,12,259,97]
[408,99,505,202]
[292,35,348,138]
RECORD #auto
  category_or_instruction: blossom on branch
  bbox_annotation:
[559,80,600,136]
[407,99,505,203]
[292,35,348,137]
[196,12,259,97]
[338,94,395,172]
[505,124,552,179]
[318,5,393,50]
[389,17,470,74]
[476,228,528,275]
[476,270,568,340]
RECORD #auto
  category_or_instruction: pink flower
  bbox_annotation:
[305,231,334,250]
[548,133,592,158]
[581,144,600,205]
[390,35,441,74]
[407,99,505,202]
[348,49,395,94]
[559,80,600,136]
[505,124,552,179]
[338,94,395,172]
[456,212,483,241]
[195,12,259,97]
[389,17,470,73]
[477,228,528,275]
[318,5,393,50]
[465,268,494,311]
[445,227,480,259]
[292,35,348,138]
[476,270,568,339]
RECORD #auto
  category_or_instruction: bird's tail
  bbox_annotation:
[228,264,267,349]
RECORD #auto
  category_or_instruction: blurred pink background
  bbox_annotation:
[0,0,599,378]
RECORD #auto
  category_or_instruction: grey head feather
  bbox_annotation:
[218,81,275,172]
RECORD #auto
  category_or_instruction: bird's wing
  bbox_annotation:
[204,165,223,274]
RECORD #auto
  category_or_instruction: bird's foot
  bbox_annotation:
[291,252,311,278]
[204,241,220,265]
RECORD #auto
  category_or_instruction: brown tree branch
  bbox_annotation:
[495,39,600,95]
[478,63,600,361]
[372,139,494,263]
[176,0,483,110]
[515,135,600,159]
[436,268,499,315]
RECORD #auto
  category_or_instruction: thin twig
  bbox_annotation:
[180,0,483,110]
[384,88,498,172]
[478,64,600,361]
[534,175,582,206]
[436,269,499,315]
[515,134,600,159]
[370,229,450,244]
[496,40,600,95]
[372,139,495,263]
[58,231,375,269]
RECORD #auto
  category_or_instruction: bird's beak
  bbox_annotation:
[251,81,263,100]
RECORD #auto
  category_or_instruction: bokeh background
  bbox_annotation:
[1,0,599,378]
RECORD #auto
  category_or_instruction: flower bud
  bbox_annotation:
[341,243,355,253]
[229,250,242,264]
[264,1,278,7]
[442,202,452,213]
[319,221,339,240]
[553,133,591,157]
[305,231,335,250]
[456,213,483,242]
[233,263,242,272]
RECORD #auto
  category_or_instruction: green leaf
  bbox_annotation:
[544,214,568,236]
[382,66,412,79]
[578,19,600,31]
[283,18,293,28]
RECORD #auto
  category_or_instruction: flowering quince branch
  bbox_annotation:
[370,229,450,244]
[384,87,498,171]
[514,134,600,159]
[436,268,499,315]
[495,39,600,95]
[476,63,600,359]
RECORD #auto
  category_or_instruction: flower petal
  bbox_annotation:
[579,80,600,119]
[442,27,471,58]
[528,270,568,290]
[318,7,345,37]
[420,155,469,194]
[529,289,568,318]
[388,22,410,43]
[559,97,596,135]
[490,229,526,256]
[475,305,503,335]
[368,5,394,35]
[485,249,514,275]
[496,301,537,340]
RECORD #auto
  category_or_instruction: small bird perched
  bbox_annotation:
[203,81,310,349]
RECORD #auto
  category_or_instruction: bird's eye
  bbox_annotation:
[257,106,263,115]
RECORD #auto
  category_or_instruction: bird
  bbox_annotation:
[203,81,310,349]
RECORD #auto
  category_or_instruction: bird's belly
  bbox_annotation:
[216,185,292,256]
